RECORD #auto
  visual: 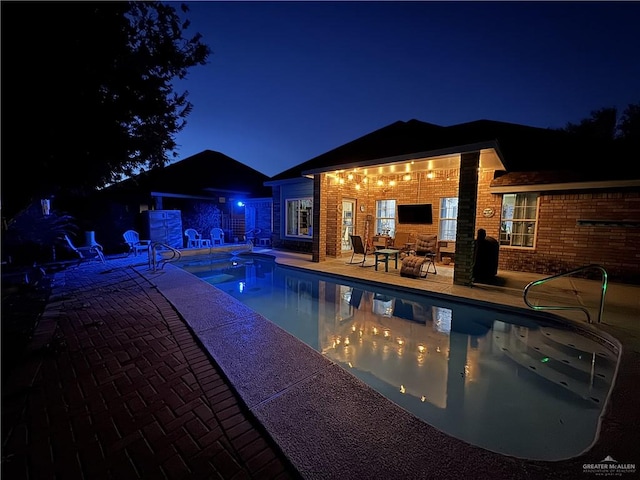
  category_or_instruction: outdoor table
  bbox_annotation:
[374,248,400,272]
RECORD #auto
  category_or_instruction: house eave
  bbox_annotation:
[490,179,640,194]
[150,190,248,201]
[301,141,505,176]
[264,177,314,187]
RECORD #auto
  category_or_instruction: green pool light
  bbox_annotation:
[541,357,550,363]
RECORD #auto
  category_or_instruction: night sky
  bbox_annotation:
[171,1,640,176]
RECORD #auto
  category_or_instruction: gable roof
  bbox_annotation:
[268,118,614,182]
[106,150,272,198]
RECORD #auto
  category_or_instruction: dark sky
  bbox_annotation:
[171,1,640,176]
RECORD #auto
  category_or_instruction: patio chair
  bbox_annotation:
[123,230,151,256]
[210,228,224,245]
[63,234,106,264]
[392,231,416,255]
[347,234,374,267]
[415,233,438,274]
[184,228,211,248]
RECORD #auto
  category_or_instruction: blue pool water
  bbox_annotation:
[176,253,616,461]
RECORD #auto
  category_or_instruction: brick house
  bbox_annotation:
[266,119,640,285]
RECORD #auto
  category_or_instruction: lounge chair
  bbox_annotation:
[184,228,211,248]
[63,234,106,264]
[210,228,224,245]
[122,230,151,256]
[415,233,438,274]
[347,234,374,267]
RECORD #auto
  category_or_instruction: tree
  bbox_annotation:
[562,103,640,143]
[563,107,618,142]
[1,2,210,220]
[617,103,640,147]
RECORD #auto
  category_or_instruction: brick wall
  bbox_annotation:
[498,191,640,283]
[303,167,640,284]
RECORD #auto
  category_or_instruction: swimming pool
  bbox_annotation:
[176,253,617,461]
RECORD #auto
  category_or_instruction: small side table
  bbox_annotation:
[374,249,400,272]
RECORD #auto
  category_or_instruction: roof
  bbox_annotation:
[490,170,640,192]
[106,150,272,198]
[269,120,446,182]
[268,118,617,182]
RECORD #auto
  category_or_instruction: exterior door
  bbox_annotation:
[341,199,356,251]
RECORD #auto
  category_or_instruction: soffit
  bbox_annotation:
[303,145,504,177]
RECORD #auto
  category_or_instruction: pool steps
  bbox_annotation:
[495,327,616,405]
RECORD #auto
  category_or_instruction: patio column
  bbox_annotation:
[453,151,480,286]
[312,174,327,262]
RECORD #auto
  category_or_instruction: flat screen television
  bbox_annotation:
[397,204,433,224]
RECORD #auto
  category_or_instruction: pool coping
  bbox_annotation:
[140,255,631,480]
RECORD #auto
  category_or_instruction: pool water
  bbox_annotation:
[177,254,617,461]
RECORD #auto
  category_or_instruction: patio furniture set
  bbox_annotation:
[348,233,439,278]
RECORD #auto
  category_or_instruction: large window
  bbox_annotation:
[375,199,396,237]
[286,198,313,237]
[439,197,458,241]
[500,193,539,247]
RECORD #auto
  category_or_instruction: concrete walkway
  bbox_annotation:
[2,250,639,479]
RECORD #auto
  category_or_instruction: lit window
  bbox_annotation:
[375,199,396,236]
[439,197,458,241]
[286,198,313,237]
[500,193,539,247]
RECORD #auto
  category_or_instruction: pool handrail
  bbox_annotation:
[149,242,182,272]
[522,264,608,324]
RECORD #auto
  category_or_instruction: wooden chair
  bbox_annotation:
[122,230,151,256]
[392,232,416,254]
[347,235,374,267]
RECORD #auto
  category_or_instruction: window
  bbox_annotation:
[500,193,539,247]
[286,198,313,237]
[439,197,458,241]
[375,199,396,237]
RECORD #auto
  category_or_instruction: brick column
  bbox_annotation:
[453,152,480,285]
[312,174,327,262]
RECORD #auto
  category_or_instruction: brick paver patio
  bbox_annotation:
[1,259,300,479]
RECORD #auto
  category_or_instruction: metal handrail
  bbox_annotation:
[148,242,182,272]
[523,264,608,324]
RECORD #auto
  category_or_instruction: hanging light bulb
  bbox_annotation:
[347,173,354,181]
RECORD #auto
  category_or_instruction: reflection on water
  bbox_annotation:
[182,255,616,461]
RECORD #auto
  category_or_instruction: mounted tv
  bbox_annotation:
[397,204,433,224]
